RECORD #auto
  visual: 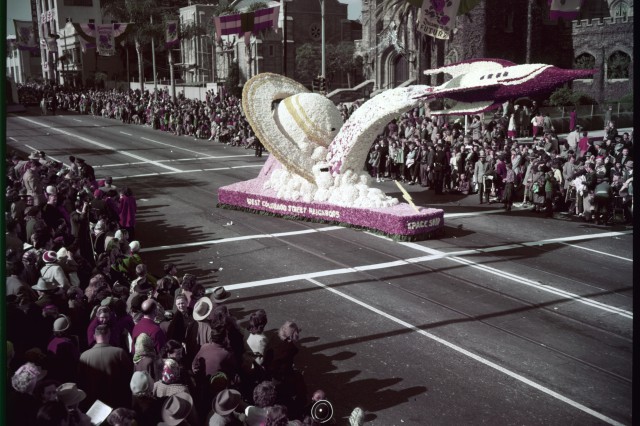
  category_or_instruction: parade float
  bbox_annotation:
[217,61,596,241]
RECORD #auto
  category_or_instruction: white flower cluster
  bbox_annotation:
[264,161,399,208]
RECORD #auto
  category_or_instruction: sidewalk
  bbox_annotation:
[513,127,633,145]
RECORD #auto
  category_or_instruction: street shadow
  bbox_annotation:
[293,333,427,421]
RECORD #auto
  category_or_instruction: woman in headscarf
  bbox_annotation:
[133,333,162,381]
[152,358,191,399]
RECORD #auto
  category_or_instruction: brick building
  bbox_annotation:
[359,0,632,103]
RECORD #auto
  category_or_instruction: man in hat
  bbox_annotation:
[33,277,67,313]
[208,389,243,425]
[78,324,132,410]
[23,159,46,206]
[40,250,71,289]
[127,274,154,313]
[432,143,447,194]
[184,297,214,366]
[160,391,196,426]
[57,383,93,424]
[132,299,167,355]
[473,151,490,204]
[210,286,230,306]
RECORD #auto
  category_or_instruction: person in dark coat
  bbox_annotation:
[77,324,133,410]
[167,294,193,343]
[46,315,80,382]
[130,371,162,426]
[7,362,48,426]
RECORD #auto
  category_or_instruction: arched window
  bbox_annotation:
[574,53,595,70]
[607,51,631,79]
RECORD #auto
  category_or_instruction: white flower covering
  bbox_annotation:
[264,161,399,208]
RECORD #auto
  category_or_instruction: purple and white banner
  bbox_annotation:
[166,20,179,47]
[14,20,38,52]
[96,24,115,56]
[417,0,462,39]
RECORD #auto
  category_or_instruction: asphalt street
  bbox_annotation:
[6,108,634,425]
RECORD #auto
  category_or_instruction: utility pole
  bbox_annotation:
[282,0,287,76]
[526,0,533,63]
[320,0,326,78]
[151,14,157,92]
[169,47,175,102]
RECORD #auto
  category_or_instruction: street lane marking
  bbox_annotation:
[561,242,632,262]
[399,243,633,319]
[305,277,626,426]
[17,116,182,172]
[112,165,263,179]
[140,226,344,253]
[120,132,132,136]
[73,119,82,122]
[9,137,18,141]
[140,136,214,157]
[201,230,633,319]
[93,155,257,168]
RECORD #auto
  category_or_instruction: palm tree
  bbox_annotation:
[101,0,163,91]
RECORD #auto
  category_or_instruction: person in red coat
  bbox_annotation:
[132,299,167,355]
[118,186,137,240]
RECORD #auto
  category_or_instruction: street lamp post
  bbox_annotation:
[169,47,175,102]
[151,15,158,92]
[320,0,326,78]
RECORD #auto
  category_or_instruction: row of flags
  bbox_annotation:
[416,0,583,40]
[12,5,279,56]
[15,1,581,57]
[214,6,280,46]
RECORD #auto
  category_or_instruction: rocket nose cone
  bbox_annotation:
[545,66,597,83]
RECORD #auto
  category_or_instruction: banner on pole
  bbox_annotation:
[548,0,583,20]
[417,0,462,39]
[14,20,39,52]
[96,24,115,56]
[166,20,179,47]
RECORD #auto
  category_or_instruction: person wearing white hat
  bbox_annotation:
[40,250,71,290]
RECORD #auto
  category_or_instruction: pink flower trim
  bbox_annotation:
[218,179,445,237]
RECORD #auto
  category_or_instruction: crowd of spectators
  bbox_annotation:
[5,150,363,423]
[20,83,257,148]
[364,103,633,223]
[8,81,633,426]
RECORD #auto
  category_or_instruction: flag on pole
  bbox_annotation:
[96,24,116,56]
[166,20,179,47]
[252,6,280,33]
[214,6,280,43]
[548,0,583,20]
[417,0,462,39]
[14,20,38,52]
